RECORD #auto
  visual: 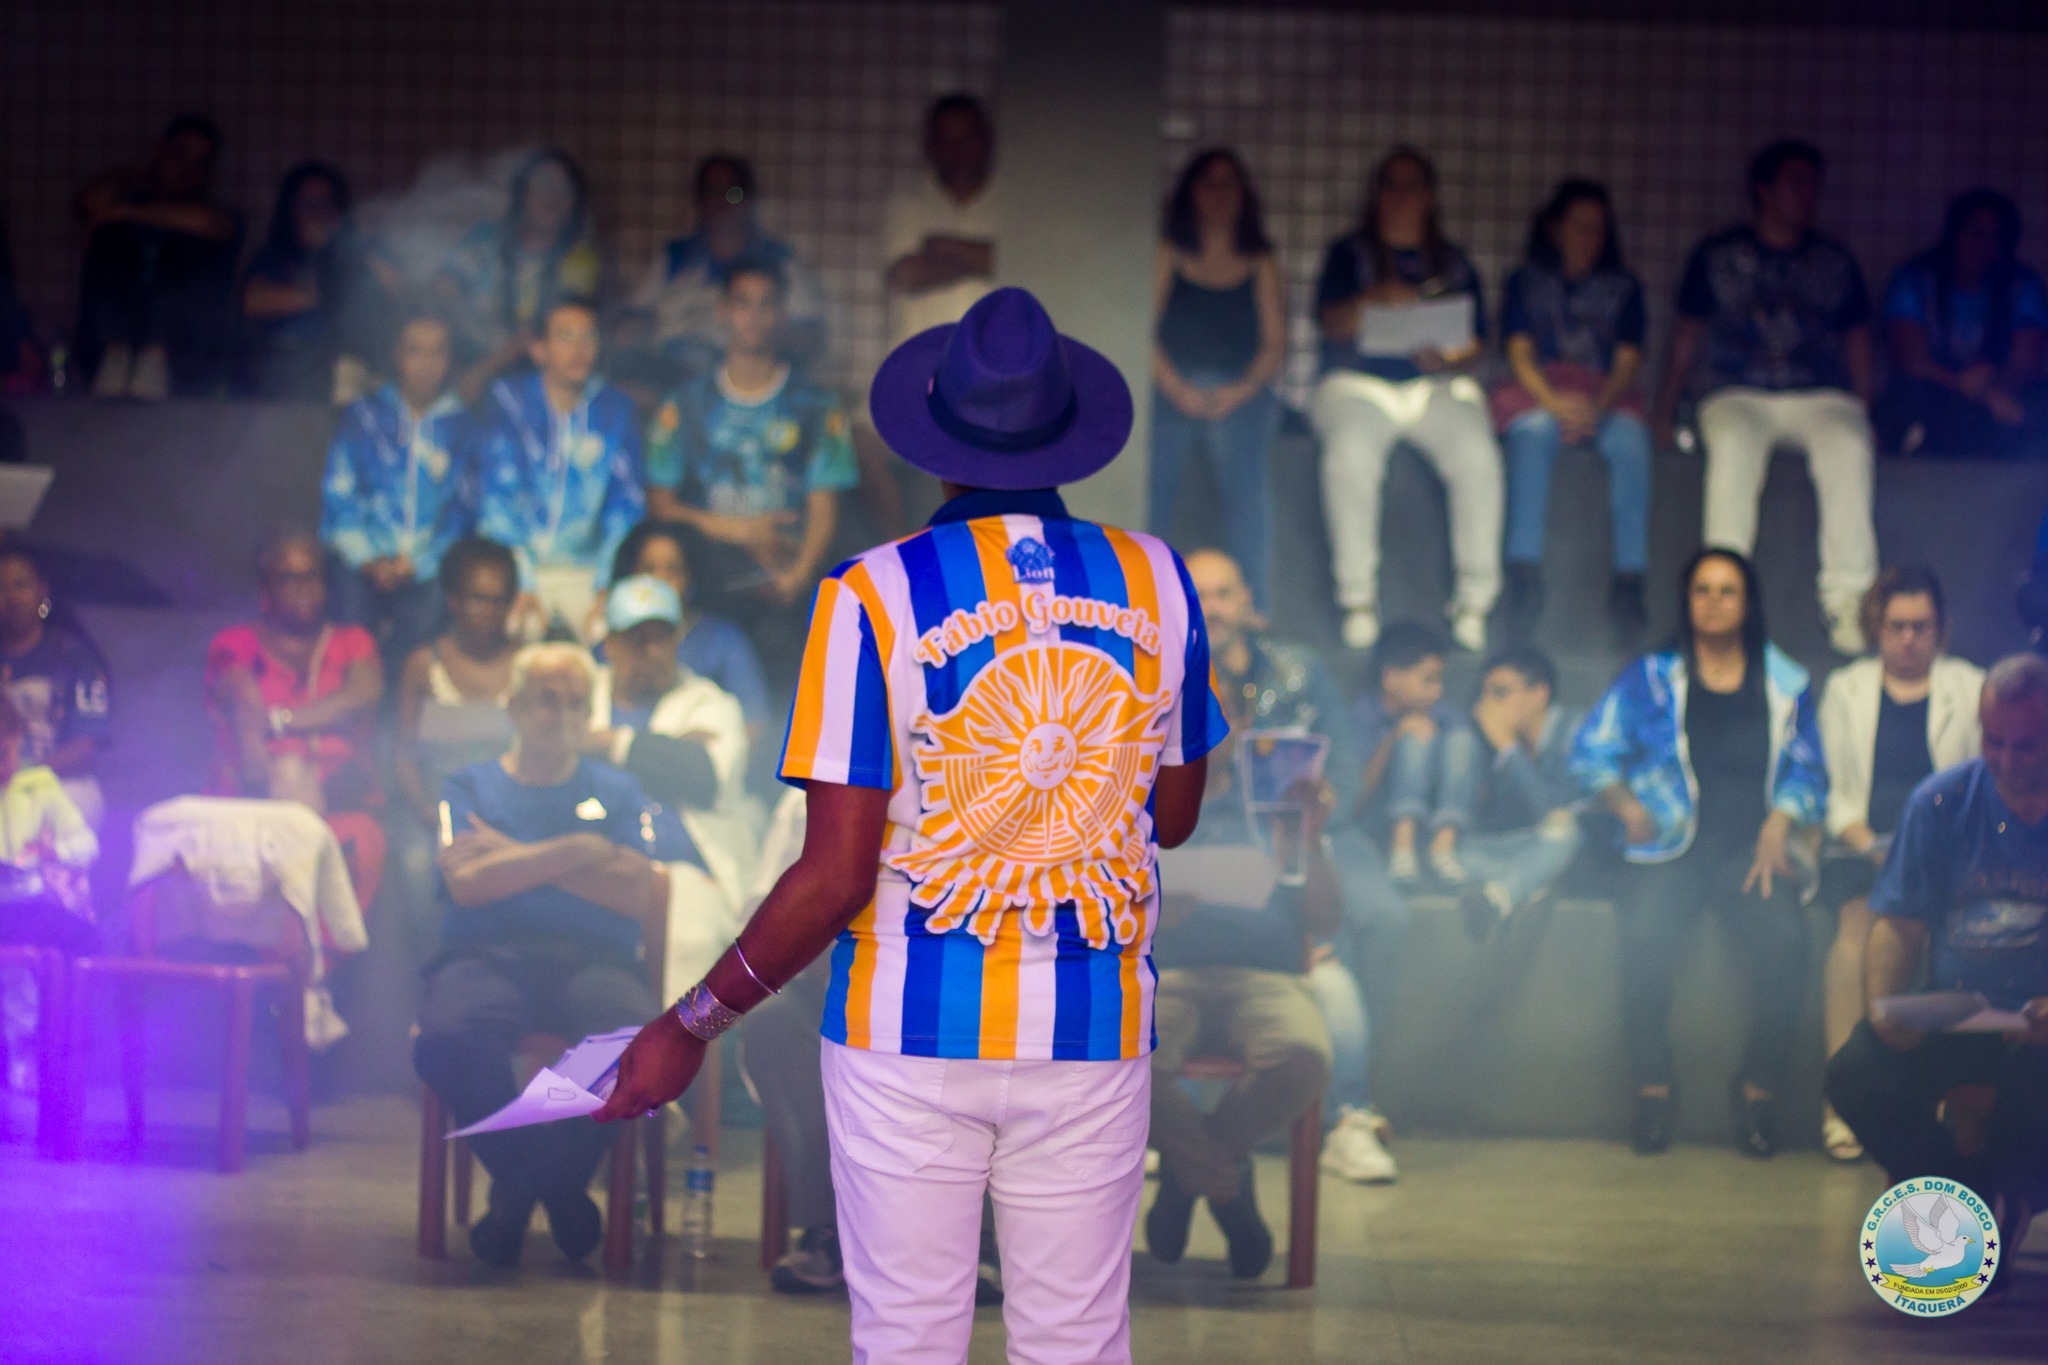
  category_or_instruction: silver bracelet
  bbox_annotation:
[732,939,780,996]
[672,981,742,1041]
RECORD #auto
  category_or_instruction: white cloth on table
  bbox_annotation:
[128,796,369,1047]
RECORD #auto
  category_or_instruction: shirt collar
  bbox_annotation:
[926,487,1068,527]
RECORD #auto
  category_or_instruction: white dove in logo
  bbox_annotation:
[1889,1192,1976,1279]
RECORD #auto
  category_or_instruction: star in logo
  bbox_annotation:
[1977,1273,1989,1284]
[1865,1257,1877,1269]
[1863,1240,1874,1250]
[1870,1273,1884,1285]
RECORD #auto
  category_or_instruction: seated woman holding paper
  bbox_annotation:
[1815,565,1983,1162]
[1312,145,1501,654]
[412,642,670,1268]
[1570,548,1826,1159]
[1493,180,1652,640]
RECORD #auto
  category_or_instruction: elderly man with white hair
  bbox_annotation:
[411,642,676,1268]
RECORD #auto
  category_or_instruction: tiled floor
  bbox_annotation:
[4,1089,2043,1363]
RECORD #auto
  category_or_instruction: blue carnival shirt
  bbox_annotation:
[646,365,858,519]
[438,756,656,961]
[1314,238,1488,381]
[1500,264,1647,371]
[1872,759,2048,1010]
[1881,258,2048,371]
[321,385,478,581]
[474,371,647,587]
[1676,225,1872,395]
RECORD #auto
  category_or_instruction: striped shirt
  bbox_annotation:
[780,488,1229,1061]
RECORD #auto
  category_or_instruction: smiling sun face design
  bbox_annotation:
[888,642,1172,949]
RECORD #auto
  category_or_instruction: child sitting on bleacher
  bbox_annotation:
[1349,621,1459,884]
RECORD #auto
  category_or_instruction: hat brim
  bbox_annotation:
[868,324,1134,490]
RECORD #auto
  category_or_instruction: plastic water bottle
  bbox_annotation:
[679,1145,715,1258]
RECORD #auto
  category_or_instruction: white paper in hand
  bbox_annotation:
[448,1026,640,1138]
[1870,992,2030,1035]
[1356,294,1475,358]
[1156,845,1281,910]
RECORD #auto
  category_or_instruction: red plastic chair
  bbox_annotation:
[416,865,703,1273]
[60,871,312,1173]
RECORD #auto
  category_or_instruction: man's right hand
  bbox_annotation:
[1395,712,1438,744]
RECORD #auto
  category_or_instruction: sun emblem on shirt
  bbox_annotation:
[888,641,1171,949]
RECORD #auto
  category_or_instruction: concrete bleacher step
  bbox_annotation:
[1375,895,1833,1149]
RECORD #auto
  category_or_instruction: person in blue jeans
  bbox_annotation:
[1429,643,1582,939]
[1495,180,1652,640]
[1351,620,1460,885]
[1148,148,1286,610]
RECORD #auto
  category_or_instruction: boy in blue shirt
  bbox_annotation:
[1828,655,2048,1262]
[321,308,477,667]
[645,257,857,683]
[474,298,646,641]
[1349,621,1460,883]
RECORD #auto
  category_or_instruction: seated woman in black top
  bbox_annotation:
[1816,565,1984,1160]
[1571,549,1828,1157]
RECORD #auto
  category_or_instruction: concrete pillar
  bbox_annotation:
[994,0,1165,527]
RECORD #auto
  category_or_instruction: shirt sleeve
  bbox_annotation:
[595,419,649,588]
[1676,241,1716,320]
[204,626,261,693]
[1461,254,1488,342]
[1161,553,1230,767]
[320,407,379,570]
[644,396,684,492]
[1617,277,1648,349]
[1314,239,1363,312]
[1881,264,1926,324]
[1500,269,1532,341]
[471,413,538,588]
[778,568,896,791]
[1867,780,1947,927]
[803,401,860,494]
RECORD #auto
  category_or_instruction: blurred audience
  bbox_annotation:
[1147,756,1336,1282]
[0,211,44,395]
[241,160,387,400]
[1314,146,1500,654]
[437,148,602,403]
[1496,180,1651,641]
[1655,139,1877,656]
[1351,621,1458,886]
[321,305,479,667]
[1150,150,1286,612]
[392,536,521,831]
[1816,566,1983,1162]
[73,113,242,398]
[0,693,100,951]
[1826,653,2048,1254]
[608,521,771,737]
[623,153,825,384]
[1877,188,2048,460]
[1186,546,1399,1184]
[1436,643,1582,939]
[1572,548,1825,1158]
[412,643,666,1268]
[0,543,110,828]
[205,528,383,815]
[474,297,645,642]
[644,259,855,685]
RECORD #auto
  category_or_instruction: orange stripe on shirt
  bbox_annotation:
[968,519,1027,652]
[842,896,879,1050]
[780,575,845,778]
[1118,903,1145,1057]
[837,559,900,785]
[1102,528,1162,697]
[978,914,1022,1059]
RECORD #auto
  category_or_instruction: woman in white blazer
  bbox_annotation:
[1816,565,1984,1161]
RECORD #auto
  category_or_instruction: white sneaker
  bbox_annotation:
[1823,600,1865,656]
[1143,1148,1160,1179]
[1449,606,1487,652]
[127,344,170,400]
[1341,606,1380,651]
[92,343,133,399]
[1387,845,1420,883]
[1428,846,1467,886]
[1321,1106,1398,1183]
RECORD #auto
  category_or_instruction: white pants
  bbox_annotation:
[530,564,602,643]
[822,1040,1152,1365]
[1696,387,1877,611]
[1312,370,1504,615]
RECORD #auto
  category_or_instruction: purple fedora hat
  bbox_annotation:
[869,287,1132,490]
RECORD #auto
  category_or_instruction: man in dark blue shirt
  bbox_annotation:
[413,642,666,1268]
[1653,140,1878,656]
[1828,654,2048,1266]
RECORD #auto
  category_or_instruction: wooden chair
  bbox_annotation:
[418,864,721,1273]
[0,943,72,1158]
[60,872,312,1173]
